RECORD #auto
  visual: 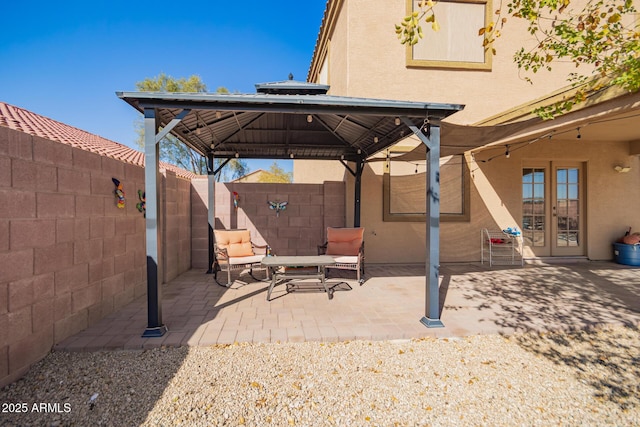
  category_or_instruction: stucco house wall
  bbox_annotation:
[298,0,639,264]
[314,0,587,123]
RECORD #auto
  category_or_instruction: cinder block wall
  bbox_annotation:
[162,171,192,282]
[191,180,346,269]
[0,127,191,387]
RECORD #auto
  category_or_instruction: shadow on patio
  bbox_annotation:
[54,261,640,352]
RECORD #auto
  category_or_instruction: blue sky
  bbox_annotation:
[0,1,328,173]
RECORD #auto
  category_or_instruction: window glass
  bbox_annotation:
[384,152,469,222]
[408,0,491,69]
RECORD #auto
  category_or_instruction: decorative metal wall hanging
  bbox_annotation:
[268,200,288,217]
[136,190,146,217]
[112,178,125,208]
[233,191,240,211]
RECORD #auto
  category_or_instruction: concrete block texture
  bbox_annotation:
[0,220,9,252]
[0,189,36,219]
[34,243,73,275]
[7,130,33,161]
[0,283,6,315]
[36,164,57,192]
[32,136,72,166]
[0,249,34,283]
[54,264,89,295]
[72,148,102,172]
[9,329,53,376]
[10,219,56,249]
[11,158,38,191]
[36,193,75,218]
[58,168,91,195]
[0,157,10,188]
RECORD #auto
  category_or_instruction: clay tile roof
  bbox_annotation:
[0,101,197,180]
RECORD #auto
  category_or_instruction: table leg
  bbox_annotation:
[267,268,278,301]
[320,266,332,299]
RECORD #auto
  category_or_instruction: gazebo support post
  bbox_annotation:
[402,118,444,328]
[339,158,364,228]
[206,153,215,274]
[142,107,168,337]
[141,107,190,338]
[354,158,364,227]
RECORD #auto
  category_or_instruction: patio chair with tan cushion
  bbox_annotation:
[318,227,365,284]
[213,229,270,287]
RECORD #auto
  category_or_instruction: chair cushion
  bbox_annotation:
[227,255,265,265]
[214,229,255,257]
[326,227,364,256]
[330,255,359,264]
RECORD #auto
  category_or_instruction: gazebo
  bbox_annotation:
[117,80,464,337]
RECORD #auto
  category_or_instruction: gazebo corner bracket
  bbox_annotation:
[155,109,191,143]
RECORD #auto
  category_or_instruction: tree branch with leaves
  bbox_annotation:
[134,73,247,178]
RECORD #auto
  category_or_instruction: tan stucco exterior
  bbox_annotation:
[297,0,640,263]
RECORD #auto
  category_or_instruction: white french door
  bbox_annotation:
[522,162,586,257]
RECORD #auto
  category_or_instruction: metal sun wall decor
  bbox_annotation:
[268,200,288,217]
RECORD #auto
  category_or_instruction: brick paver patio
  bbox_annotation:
[54,261,640,352]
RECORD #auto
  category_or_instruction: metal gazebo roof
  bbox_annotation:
[116,80,463,162]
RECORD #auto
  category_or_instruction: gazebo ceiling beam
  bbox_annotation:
[314,115,358,150]
[351,116,389,148]
[217,112,265,146]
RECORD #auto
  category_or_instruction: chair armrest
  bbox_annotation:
[214,246,229,260]
[252,243,271,256]
[317,242,328,255]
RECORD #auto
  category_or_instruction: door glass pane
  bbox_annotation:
[523,168,545,247]
[557,232,568,246]
[557,186,567,200]
[568,168,578,182]
[557,169,567,183]
[568,184,578,199]
[533,184,544,198]
[555,168,579,248]
[533,171,544,183]
[568,231,579,247]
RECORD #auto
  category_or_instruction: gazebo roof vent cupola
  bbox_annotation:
[255,74,329,95]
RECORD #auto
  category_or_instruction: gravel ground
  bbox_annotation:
[1,324,638,427]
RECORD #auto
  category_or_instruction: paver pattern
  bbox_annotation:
[54,261,640,351]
